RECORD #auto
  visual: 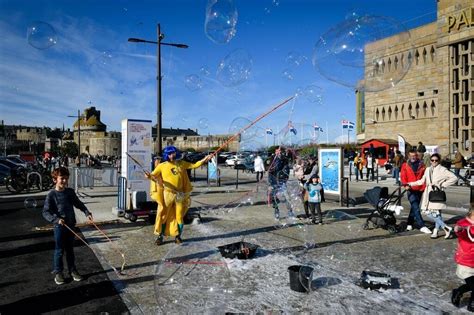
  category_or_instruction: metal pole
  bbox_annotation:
[235,169,239,189]
[157,23,163,155]
[78,109,81,158]
[376,165,379,183]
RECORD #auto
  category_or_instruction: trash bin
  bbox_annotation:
[288,265,313,293]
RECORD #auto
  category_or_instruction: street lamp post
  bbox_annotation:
[128,23,188,155]
[67,110,81,158]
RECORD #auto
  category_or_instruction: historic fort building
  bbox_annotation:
[357,0,473,158]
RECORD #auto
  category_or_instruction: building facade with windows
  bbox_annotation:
[356,0,473,158]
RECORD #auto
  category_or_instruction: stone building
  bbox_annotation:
[155,127,240,152]
[73,107,121,156]
[357,0,473,158]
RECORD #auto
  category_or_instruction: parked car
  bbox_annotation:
[6,155,29,168]
[0,164,11,185]
[225,154,246,167]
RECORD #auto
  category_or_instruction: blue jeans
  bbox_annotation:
[53,224,76,274]
[392,167,400,183]
[426,212,446,230]
[407,191,425,229]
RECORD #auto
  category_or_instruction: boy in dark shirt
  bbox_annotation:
[43,167,93,285]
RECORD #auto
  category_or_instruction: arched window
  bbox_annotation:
[430,46,435,62]
[422,48,427,63]
[430,100,436,116]
[388,107,392,120]
[408,103,413,117]
[415,50,420,65]
[401,104,405,119]
[407,52,412,66]
[387,58,392,72]
[423,102,428,117]
[415,103,420,118]
[382,108,386,121]
[376,108,380,121]
[394,105,399,120]
[394,56,398,70]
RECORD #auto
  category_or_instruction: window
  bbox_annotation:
[414,50,419,65]
[401,104,405,119]
[387,58,392,72]
[430,101,436,116]
[433,89,438,95]
[423,102,428,117]
[415,103,420,118]
[394,106,399,120]
[453,94,459,114]
[422,48,427,63]
[418,91,424,97]
[408,103,413,117]
[382,108,386,121]
[430,46,435,62]
[394,56,398,70]
[376,109,380,121]
[388,107,392,120]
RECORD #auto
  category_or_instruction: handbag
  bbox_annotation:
[428,169,446,202]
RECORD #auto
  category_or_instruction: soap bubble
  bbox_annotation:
[205,0,238,44]
[27,21,57,50]
[217,49,252,87]
[304,85,324,104]
[325,210,357,221]
[96,51,114,67]
[286,51,306,67]
[282,69,294,80]
[200,66,211,76]
[228,117,258,141]
[24,198,37,210]
[198,118,209,129]
[313,14,413,92]
[185,74,203,91]
[155,242,233,313]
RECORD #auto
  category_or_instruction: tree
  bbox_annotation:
[60,142,78,157]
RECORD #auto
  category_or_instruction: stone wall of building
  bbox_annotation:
[159,134,240,152]
[361,0,474,157]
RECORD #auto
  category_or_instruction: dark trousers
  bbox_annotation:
[407,191,425,229]
[366,168,374,181]
[256,171,263,182]
[53,224,76,274]
[355,168,363,181]
[308,202,322,223]
[455,276,474,302]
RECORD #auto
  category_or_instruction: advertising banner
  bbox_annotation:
[318,148,342,196]
[121,119,152,200]
[398,134,406,157]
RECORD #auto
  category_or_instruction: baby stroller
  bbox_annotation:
[362,186,406,234]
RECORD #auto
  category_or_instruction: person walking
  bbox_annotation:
[451,208,474,311]
[145,146,211,244]
[268,146,293,220]
[417,141,426,154]
[401,149,431,234]
[393,150,403,185]
[353,152,364,181]
[407,153,458,239]
[42,167,93,285]
[254,153,265,182]
[366,153,375,181]
[454,150,464,185]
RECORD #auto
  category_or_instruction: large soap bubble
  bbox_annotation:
[155,242,233,313]
[313,14,413,92]
[304,85,324,104]
[185,74,203,91]
[205,0,238,44]
[217,49,252,87]
[27,21,57,50]
[228,116,259,141]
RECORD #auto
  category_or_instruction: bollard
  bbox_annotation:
[376,166,379,184]
[235,169,239,189]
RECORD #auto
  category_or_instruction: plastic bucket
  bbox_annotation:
[288,265,313,293]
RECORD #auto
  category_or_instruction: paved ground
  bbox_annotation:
[0,166,471,314]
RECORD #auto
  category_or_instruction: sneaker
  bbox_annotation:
[419,227,432,234]
[274,209,280,220]
[54,272,65,285]
[406,225,413,231]
[175,236,183,244]
[318,222,323,225]
[70,271,83,282]
[155,235,163,246]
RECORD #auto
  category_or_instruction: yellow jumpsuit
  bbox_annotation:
[149,159,204,237]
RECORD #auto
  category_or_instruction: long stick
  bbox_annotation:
[209,96,294,158]
[125,152,148,173]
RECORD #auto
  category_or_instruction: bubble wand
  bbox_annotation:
[125,152,149,174]
[209,95,294,158]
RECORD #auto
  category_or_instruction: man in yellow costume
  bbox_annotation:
[146,146,210,245]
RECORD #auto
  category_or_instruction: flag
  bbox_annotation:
[265,128,273,135]
[288,122,297,135]
[342,120,355,129]
[313,124,323,132]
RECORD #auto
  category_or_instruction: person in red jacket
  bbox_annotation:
[401,149,431,234]
[451,208,474,311]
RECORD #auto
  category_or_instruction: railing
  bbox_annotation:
[69,166,119,192]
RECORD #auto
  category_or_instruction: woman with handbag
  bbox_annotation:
[407,153,458,239]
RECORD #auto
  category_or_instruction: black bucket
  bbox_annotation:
[288,265,313,293]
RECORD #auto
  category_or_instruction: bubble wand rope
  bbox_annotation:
[208,95,294,158]
[63,223,123,275]
[89,221,127,274]
[125,152,148,174]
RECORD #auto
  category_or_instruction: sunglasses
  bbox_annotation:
[430,159,439,162]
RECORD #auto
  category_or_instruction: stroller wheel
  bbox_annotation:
[362,222,369,230]
[387,225,397,234]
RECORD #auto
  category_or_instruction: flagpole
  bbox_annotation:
[326,121,329,144]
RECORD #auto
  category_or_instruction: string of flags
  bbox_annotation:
[313,124,323,132]
[265,128,273,135]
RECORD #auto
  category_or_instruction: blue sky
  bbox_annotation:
[0,0,436,145]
